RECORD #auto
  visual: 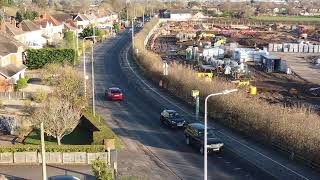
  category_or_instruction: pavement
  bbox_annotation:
[0,165,94,180]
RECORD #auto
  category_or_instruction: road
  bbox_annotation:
[92,29,319,180]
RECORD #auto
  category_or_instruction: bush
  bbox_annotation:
[32,89,48,103]
[0,99,4,109]
[82,110,123,149]
[134,18,320,165]
[14,76,29,91]
[0,144,105,153]
[25,48,76,69]
[92,158,113,180]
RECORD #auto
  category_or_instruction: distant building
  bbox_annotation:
[170,9,193,21]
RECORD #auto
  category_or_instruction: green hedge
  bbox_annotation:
[82,110,123,149]
[25,48,76,69]
[0,145,105,153]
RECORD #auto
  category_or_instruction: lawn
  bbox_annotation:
[251,16,320,22]
[24,125,92,145]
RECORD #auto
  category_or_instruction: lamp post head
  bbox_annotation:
[222,89,238,94]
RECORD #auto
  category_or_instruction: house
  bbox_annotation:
[34,13,64,45]
[73,13,90,31]
[73,13,98,31]
[0,32,27,90]
[51,13,76,32]
[170,9,193,21]
[1,19,44,49]
[18,20,44,48]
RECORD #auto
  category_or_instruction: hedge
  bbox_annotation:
[25,48,76,69]
[0,145,105,153]
[82,110,123,149]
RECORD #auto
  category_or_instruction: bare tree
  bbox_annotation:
[32,95,81,145]
[31,64,87,145]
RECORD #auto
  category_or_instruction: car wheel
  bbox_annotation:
[218,147,224,153]
[185,137,190,145]
[200,146,204,155]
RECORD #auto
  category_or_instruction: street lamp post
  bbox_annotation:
[204,89,238,180]
[82,33,96,116]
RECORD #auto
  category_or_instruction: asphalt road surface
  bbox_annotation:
[93,30,320,180]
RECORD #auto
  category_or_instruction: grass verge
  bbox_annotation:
[251,16,320,22]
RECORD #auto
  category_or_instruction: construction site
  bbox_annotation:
[148,20,320,112]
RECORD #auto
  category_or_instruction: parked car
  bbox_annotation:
[160,110,186,128]
[48,176,80,180]
[106,87,124,101]
[184,123,224,154]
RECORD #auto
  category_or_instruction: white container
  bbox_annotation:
[303,45,309,53]
[268,43,273,52]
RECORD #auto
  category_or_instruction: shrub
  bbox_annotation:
[134,18,320,165]
[14,76,29,91]
[32,89,48,103]
[23,100,34,114]
[0,99,4,109]
[92,158,113,180]
[25,49,76,69]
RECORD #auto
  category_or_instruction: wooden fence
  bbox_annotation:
[0,92,35,100]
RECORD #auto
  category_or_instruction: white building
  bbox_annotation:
[170,9,193,21]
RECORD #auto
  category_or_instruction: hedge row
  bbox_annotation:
[0,145,105,153]
[25,48,76,69]
[82,110,123,149]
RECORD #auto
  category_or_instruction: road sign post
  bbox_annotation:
[192,90,200,121]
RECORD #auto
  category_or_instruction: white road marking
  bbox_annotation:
[124,44,310,180]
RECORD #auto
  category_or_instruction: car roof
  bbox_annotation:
[189,123,215,131]
[48,176,80,180]
[165,109,177,113]
[189,123,205,130]
[108,87,121,90]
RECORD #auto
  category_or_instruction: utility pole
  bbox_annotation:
[40,122,46,180]
[92,26,96,117]
[132,18,134,47]
[83,40,87,97]
[75,29,79,56]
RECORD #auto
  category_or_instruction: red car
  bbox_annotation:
[106,87,124,101]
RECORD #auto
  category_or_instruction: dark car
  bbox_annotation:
[160,110,186,128]
[105,87,124,101]
[184,123,224,154]
[48,176,80,180]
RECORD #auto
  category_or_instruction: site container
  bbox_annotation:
[314,45,319,53]
[186,48,193,60]
[273,44,278,52]
[268,43,273,52]
[303,45,309,53]
[309,45,314,53]
[293,44,299,53]
[299,44,304,53]
[277,44,283,52]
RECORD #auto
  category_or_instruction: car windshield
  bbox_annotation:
[169,112,181,118]
[198,129,216,138]
[111,89,121,93]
